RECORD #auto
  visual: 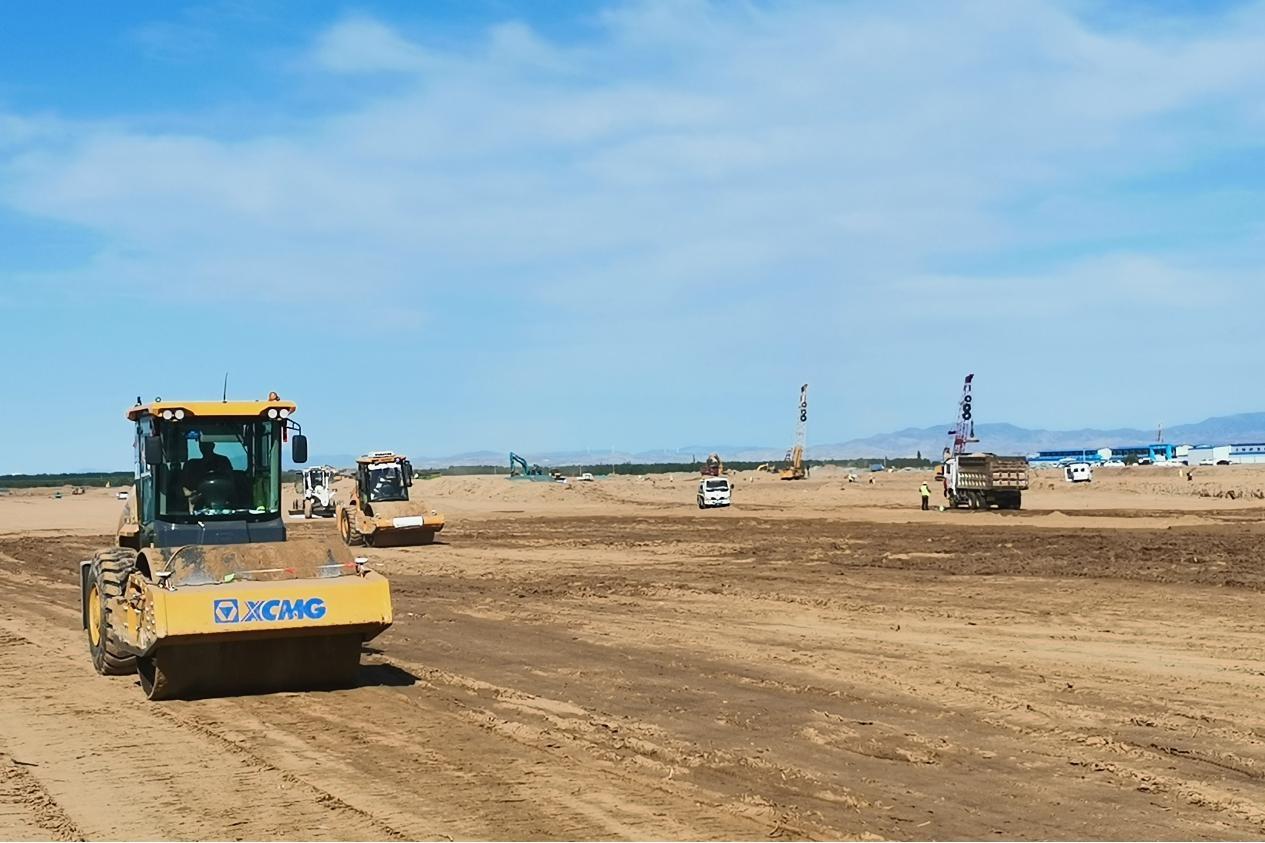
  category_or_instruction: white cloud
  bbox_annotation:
[2,0,1263,320]
[309,15,433,74]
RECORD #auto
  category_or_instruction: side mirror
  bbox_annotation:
[143,436,163,466]
[291,434,308,464]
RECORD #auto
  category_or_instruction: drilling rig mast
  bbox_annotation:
[948,373,978,458]
[780,383,809,481]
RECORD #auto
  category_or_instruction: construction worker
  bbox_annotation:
[182,439,232,499]
[919,481,931,511]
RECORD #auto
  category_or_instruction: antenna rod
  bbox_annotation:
[222,372,229,403]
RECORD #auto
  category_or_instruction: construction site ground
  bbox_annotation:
[1,465,1263,840]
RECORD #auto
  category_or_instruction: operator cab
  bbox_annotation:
[126,396,308,548]
[302,466,335,493]
[356,452,414,506]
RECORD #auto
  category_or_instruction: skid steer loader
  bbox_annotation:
[338,452,444,547]
[81,394,392,700]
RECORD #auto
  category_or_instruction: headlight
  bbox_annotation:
[174,409,185,420]
[278,408,290,419]
[267,408,279,419]
[161,409,174,420]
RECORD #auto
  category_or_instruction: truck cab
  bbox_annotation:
[697,477,732,509]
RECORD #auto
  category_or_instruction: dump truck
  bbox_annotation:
[81,394,392,700]
[338,452,445,547]
[942,453,1029,509]
[288,464,337,518]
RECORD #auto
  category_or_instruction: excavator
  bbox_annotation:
[780,383,810,480]
[81,393,392,700]
[701,453,724,477]
[508,451,562,482]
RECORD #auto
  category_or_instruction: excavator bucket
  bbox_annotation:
[95,539,392,700]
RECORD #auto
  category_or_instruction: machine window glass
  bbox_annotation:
[155,419,281,520]
[366,464,407,502]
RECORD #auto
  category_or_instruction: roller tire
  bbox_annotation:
[137,652,177,700]
[87,548,138,676]
[140,636,360,701]
[340,509,365,546]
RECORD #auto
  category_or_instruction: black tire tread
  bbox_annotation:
[90,548,138,676]
[341,509,365,546]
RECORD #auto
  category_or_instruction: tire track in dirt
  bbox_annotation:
[5,520,1265,840]
[163,661,776,840]
[0,745,83,841]
[0,539,772,841]
[372,524,1265,840]
[0,605,402,840]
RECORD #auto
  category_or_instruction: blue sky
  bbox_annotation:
[2,0,1264,472]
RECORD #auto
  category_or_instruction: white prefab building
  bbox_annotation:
[1229,443,1265,464]
[1187,445,1232,465]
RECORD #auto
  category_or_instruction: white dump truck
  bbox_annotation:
[697,477,732,509]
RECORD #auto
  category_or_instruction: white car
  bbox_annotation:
[577,472,595,482]
[115,491,129,500]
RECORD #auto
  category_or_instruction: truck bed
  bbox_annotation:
[953,455,1030,490]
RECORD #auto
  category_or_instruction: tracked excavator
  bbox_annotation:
[81,394,392,700]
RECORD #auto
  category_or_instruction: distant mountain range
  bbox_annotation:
[299,412,1265,469]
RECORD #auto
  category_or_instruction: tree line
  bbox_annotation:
[0,457,937,490]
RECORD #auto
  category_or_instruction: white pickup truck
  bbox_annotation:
[697,477,732,509]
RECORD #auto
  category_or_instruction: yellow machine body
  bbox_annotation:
[82,394,394,700]
[339,451,445,547]
[97,544,392,653]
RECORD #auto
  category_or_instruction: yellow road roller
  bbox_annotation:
[81,394,392,700]
[338,451,445,547]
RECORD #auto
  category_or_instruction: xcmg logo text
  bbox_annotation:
[212,597,327,624]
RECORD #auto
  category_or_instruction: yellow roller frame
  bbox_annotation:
[146,572,392,643]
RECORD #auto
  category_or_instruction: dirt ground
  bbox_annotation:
[1,466,1264,840]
